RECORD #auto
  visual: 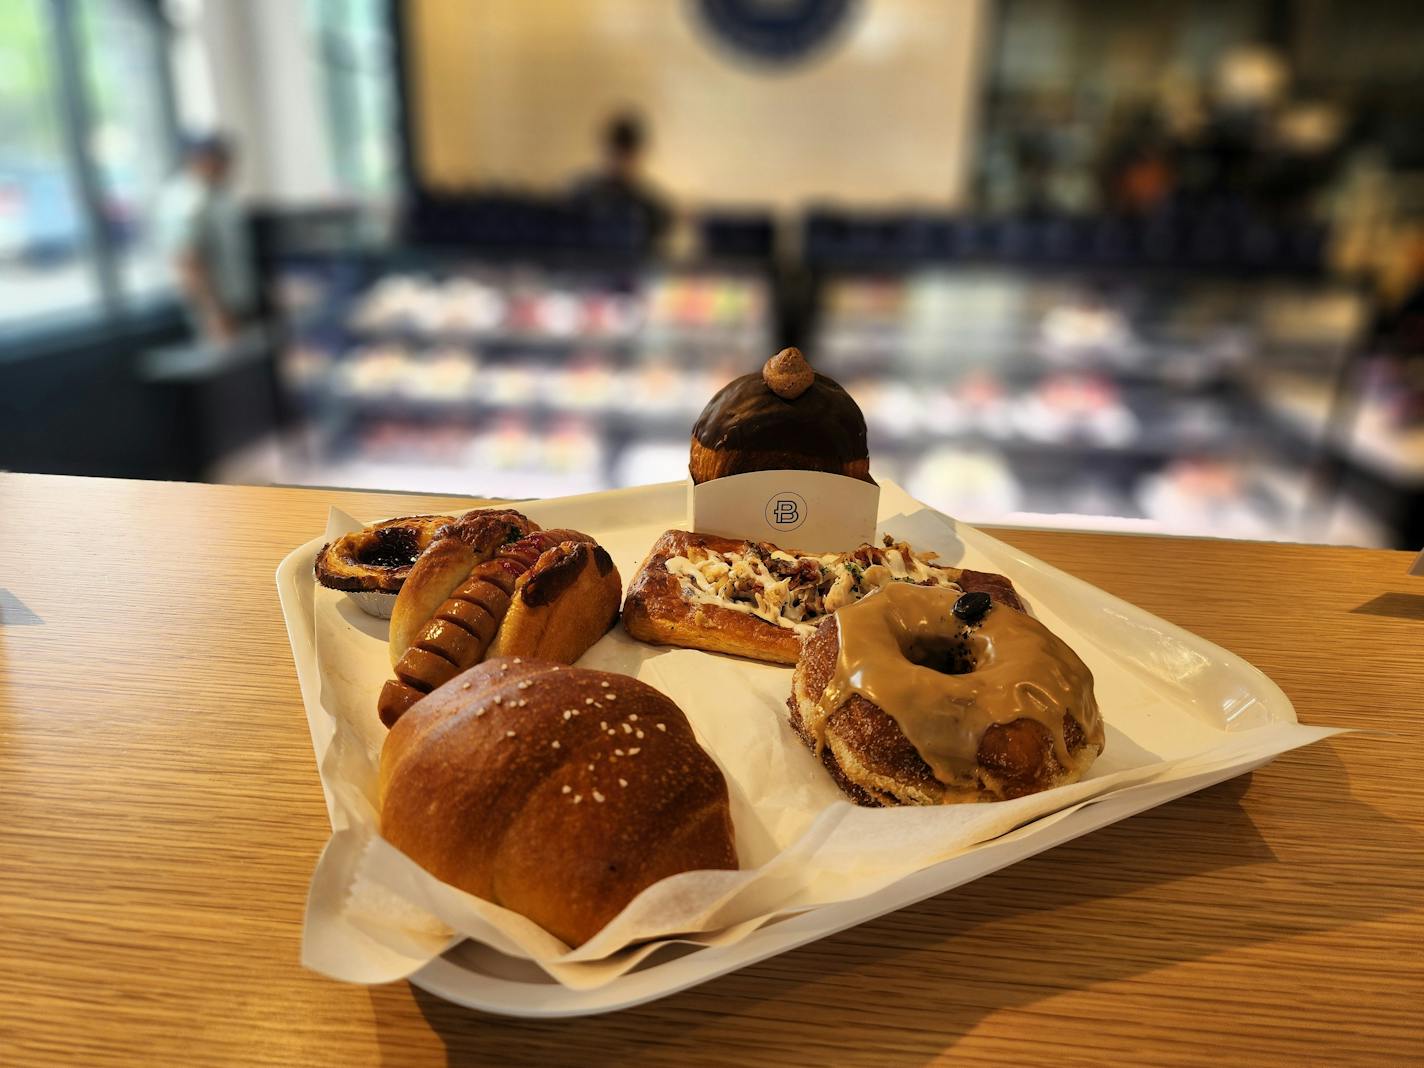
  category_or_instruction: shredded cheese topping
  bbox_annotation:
[665,536,962,636]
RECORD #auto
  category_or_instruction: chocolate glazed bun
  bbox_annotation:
[380,659,738,947]
[690,347,873,485]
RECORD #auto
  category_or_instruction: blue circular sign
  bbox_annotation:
[693,0,858,66]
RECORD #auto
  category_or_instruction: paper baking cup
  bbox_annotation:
[347,590,397,619]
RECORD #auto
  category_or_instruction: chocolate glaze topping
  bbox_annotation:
[692,371,868,461]
[518,542,615,607]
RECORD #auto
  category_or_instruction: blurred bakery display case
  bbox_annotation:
[221,0,1424,549]
[805,231,1389,544]
[264,247,772,498]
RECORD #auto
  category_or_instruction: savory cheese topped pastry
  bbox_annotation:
[663,538,961,637]
[623,530,1023,664]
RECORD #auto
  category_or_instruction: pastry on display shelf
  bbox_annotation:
[437,277,506,336]
[486,364,540,406]
[906,447,1022,521]
[1010,373,1139,447]
[955,371,1014,438]
[402,346,479,402]
[336,344,410,398]
[846,378,922,440]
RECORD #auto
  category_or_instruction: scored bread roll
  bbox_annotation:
[379,659,738,947]
[377,528,621,727]
[489,541,621,662]
[388,509,536,664]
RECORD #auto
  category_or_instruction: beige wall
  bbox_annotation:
[406,0,988,210]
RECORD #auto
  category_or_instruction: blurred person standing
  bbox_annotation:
[158,135,256,346]
[571,111,672,249]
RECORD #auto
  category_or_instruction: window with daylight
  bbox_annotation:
[307,0,399,200]
[0,0,178,338]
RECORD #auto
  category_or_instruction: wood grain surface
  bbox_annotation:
[1,472,1420,1067]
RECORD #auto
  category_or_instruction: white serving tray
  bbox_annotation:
[276,481,1301,1017]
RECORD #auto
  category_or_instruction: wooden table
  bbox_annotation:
[2,473,1420,1066]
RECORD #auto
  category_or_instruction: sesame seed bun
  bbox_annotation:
[378,658,738,946]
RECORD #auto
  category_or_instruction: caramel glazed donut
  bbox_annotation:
[788,582,1104,805]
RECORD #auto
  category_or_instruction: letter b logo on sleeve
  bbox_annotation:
[691,470,878,550]
[765,491,807,531]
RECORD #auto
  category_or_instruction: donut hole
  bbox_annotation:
[902,635,976,675]
[355,527,421,569]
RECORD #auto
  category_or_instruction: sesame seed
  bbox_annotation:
[474,708,485,717]
[492,696,502,705]
[573,794,582,803]
[607,729,616,736]
[636,730,644,739]
[599,681,609,688]
[512,657,522,664]
[587,763,594,771]
[615,749,624,756]
[563,711,572,720]
[618,778,628,787]
[517,699,527,707]
[592,790,605,803]
[585,698,595,705]
[600,721,607,730]
[607,693,617,701]
[517,680,531,690]
[561,785,571,794]
[628,714,637,721]
[551,740,560,749]
[656,723,666,731]
[628,747,641,755]
[505,730,516,738]
[461,682,472,690]
[622,723,633,734]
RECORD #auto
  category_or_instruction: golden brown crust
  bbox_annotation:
[388,510,536,664]
[379,528,620,729]
[622,530,806,664]
[378,678,425,725]
[489,543,622,663]
[379,659,738,947]
[621,531,1024,665]
[788,612,1102,806]
[314,515,455,593]
[688,439,874,485]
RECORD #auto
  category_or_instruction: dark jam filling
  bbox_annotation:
[904,636,976,675]
[356,527,421,569]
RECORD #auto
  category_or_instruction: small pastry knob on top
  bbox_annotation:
[689,348,873,485]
